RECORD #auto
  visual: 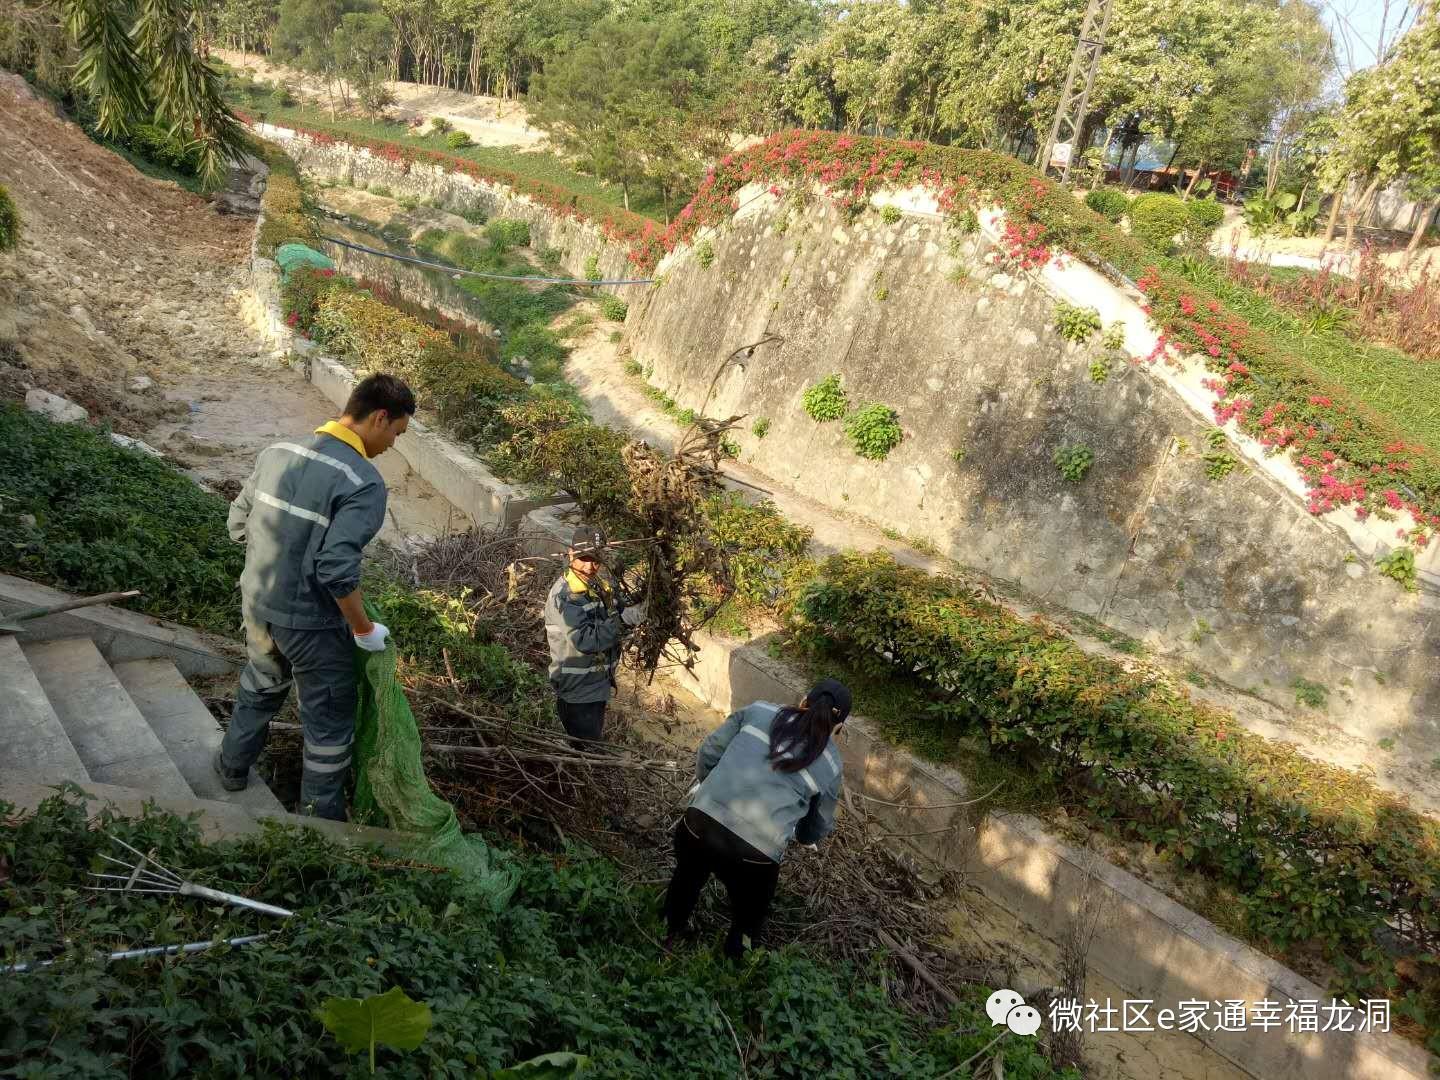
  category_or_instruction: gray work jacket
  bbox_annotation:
[544,571,623,704]
[690,702,843,862]
[228,431,387,630]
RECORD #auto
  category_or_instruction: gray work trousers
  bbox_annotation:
[219,609,356,821]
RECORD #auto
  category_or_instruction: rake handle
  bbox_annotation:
[179,882,295,920]
[1,590,142,623]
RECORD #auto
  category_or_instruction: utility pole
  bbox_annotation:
[1038,0,1114,186]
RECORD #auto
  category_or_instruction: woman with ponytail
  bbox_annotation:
[662,679,852,957]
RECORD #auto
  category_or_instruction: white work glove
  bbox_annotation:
[620,603,647,627]
[354,622,390,652]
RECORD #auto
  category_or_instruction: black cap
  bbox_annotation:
[570,524,607,555]
[807,678,852,723]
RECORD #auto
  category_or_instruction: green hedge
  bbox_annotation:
[0,184,19,252]
[1083,187,1128,223]
[1186,197,1226,233]
[1128,193,1193,253]
[285,268,526,448]
[795,551,1440,1040]
[253,136,320,256]
[0,406,242,633]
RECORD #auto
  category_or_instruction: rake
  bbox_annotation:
[85,833,295,919]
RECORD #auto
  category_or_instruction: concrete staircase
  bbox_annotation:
[0,633,282,815]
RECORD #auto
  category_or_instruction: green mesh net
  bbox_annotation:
[351,637,516,908]
[274,242,335,280]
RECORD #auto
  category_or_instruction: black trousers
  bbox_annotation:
[663,807,780,957]
[556,697,607,742]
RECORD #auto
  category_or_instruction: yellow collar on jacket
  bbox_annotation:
[565,569,593,596]
[315,420,368,459]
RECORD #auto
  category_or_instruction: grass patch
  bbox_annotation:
[224,89,667,222]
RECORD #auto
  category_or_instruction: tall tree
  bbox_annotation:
[333,10,393,119]
[0,0,246,186]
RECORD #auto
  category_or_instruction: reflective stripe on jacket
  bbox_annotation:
[690,701,844,863]
[228,432,386,630]
[544,571,622,704]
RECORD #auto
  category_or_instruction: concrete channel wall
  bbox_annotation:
[243,156,1435,1080]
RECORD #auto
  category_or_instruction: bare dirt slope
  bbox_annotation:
[0,73,457,547]
[0,73,257,434]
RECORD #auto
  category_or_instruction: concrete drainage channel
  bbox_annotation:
[245,228,1432,1080]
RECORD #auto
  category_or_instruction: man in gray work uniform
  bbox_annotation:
[544,525,646,742]
[214,373,416,820]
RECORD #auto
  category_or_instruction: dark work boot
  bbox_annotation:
[212,748,248,792]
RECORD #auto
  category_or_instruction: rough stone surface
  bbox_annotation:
[625,195,1439,741]
[25,388,88,424]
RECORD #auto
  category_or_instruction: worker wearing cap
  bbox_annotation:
[544,525,646,741]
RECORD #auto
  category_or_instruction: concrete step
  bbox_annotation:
[0,635,89,785]
[112,657,284,815]
[21,637,191,799]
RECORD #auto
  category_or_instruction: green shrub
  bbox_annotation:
[696,239,715,269]
[485,218,531,252]
[802,374,848,422]
[584,253,602,281]
[1053,443,1093,481]
[1053,302,1102,344]
[794,551,1440,1028]
[1128,193,1193,254]
[429,116,452,134]
[1089,358,1109,383]
[880,204,902,224]
[1202,429,1237,481]
[844,403,903,460]
[1292,677,1328,708]
[703,491,815,610]
[1186,197,1225,233]
[0,405,243,633]
[1084,187,1129,223]
[252,138,320,256]
[445,129,473,150]
[0,184,19,252]
[598,295,628,322]
[1100,322,1126,352]
[122,123,203,175]
[457,205,487,226]
[752,417,771,439]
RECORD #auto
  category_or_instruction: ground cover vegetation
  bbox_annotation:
[0,405,243,634]
[1,791,1079,1078]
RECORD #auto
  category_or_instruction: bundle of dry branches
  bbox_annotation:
[619,417,742,678]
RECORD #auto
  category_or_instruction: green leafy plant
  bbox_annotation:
[1185,198,1225,234]
[1202,429,1238,481]
[1053,443,1094,482]
[1100,322,1126,352]
[494,1052,591,1079]
[1242,191,1318,237]
[695,239,715,268]
[1292,677,1328,708]
[369,184,393,199]
[880,204,902,224]
[1089,358,1110,383]
[844,403,903,460]
[486,218,532,252]
[0,405,244,634]
[320,986,432,1074]
[751,417,771,439]
[802,374,848,422]
[429,116,452,134]
[1376,546,1419,592]
[1129,193,1193,254]
[1054,302,1102,344]
[1084,187,1129,223]
[598,296,628,322]
[445,129,474,150]
[459,205,488,226]
[583,253,602,281]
